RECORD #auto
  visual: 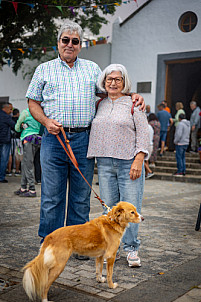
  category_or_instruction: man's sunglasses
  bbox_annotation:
[60,37,80,45]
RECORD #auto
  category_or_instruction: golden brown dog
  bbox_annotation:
[23,201,144,301]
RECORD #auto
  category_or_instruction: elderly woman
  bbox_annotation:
[87,64,149,267]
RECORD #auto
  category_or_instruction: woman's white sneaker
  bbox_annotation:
[127,250,141,267]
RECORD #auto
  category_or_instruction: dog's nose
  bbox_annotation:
[141,215,144,221]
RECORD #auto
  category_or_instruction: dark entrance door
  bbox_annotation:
[165,59,201,150]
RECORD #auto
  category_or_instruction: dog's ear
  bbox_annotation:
[113,205,125,223]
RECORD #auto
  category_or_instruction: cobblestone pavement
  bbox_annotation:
[0,174,201,301]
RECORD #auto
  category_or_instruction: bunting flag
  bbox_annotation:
[18,48,25,54]
[103,4,109,13]
[42,47,47,54]
[12,1,18,14]
[52,46,57,52]
[56,6,63,14]
[26,3,34,8]
[2,34,110,66]
[1,0,138,16]
[134,0,138,7]
[69,6,75,16]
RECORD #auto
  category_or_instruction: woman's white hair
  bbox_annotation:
[98,64,132,94]
[57,21,83,43]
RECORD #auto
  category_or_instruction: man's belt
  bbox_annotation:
[63,126,91,133]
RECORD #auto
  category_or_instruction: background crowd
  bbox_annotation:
[145,100,201,179]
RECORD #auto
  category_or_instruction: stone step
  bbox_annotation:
[155,160,200,169]
[158,155,200,164]
[150,172,201,184]
[152,165,201,176]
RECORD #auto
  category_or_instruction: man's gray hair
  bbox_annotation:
[98,64,132,94]
[57,21,83,43]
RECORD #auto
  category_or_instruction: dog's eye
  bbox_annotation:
[131,211,135,214]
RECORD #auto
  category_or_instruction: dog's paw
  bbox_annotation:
[113,282,118,289]
[109,282,118,289]
[97,276,106,283]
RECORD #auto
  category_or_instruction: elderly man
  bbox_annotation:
[190,101,201,153]
[27,21,145,256]
[0,103,15,183]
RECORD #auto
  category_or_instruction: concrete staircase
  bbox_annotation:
[151,151,201,184]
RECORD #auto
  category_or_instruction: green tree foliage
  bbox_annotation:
[0,0,121,73]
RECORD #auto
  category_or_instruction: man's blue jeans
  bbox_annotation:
[0,143,11,181]
[175,145,188,173]
[39,129,94,239]
[97,157,145,251]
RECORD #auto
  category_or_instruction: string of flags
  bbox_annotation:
[1,0,138,14]
[1,0,138,66]
[3,36,111,67]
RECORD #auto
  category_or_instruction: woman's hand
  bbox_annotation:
[129,152,145,180]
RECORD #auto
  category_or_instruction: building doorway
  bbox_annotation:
[165,58,201,150]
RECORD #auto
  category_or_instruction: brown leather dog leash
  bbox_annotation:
[56,127,111,212]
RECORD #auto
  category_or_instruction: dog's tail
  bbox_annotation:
[22,245,55,300]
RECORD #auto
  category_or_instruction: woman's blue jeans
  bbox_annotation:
[38,129,94,239]
[97,157,145,251]
[175,145,188,173]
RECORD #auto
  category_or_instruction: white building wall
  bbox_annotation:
[0,64,31,111]
[111,0,201,112]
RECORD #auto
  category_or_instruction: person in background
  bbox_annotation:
[157,103,173,157]
[173,113,190,177]
[87,64,149,267]
[190,101,200,153]
[7,108,22,176]
[144,124,154,179]
[148,113,161,168]
[14,108,41,197]
[173,102,185,127]
[162,100,171,113]
[0,103,15,183]
[145,104,152,118]
[26,21,145,255]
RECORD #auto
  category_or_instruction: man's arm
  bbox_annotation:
[28,99,62,135]
[96,92,145,111]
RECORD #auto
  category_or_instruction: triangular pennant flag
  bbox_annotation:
[134,0,138,6]
[92,40,96,46]
[43,5,50,14]
[7,59,11,67]
[103,5,109,12]
[52,46,57,52]
[92,5,97,8]
[26,3,34,8]
[28,48,33,52]
[56,6,63,13]
[69,6,75,16]
[12,2,18,14]
[114,3,121,6]
[123,1,128,3]
[42,47,47,54]
[18,48,25,54]
[5,48,11,55]
[81,6,86,12]
[85,41,89,49]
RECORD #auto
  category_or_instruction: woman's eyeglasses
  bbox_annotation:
[60,37,80,45]
[105,77,123,84]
